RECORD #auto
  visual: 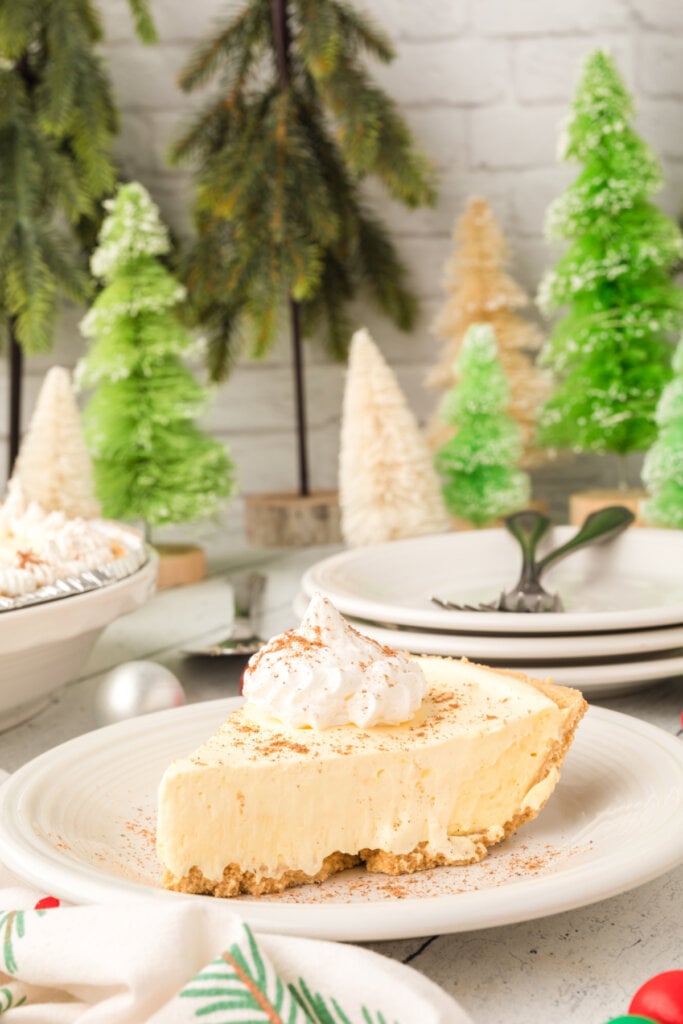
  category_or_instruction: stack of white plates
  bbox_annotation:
[298,527,683,698]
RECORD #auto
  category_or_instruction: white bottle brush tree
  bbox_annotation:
[12,366,100,519]
[339,327,449,546]
[77,183,235,541]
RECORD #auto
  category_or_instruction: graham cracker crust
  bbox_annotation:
[162,660,587,899]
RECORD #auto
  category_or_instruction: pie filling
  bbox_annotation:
[157,655,586,897]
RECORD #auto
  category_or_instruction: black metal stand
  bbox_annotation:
[271,0,310,497]
[8,323,23,476]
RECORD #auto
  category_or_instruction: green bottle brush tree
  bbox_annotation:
[434,323,530,528]
[77,182,235,567]
[537,49,683,488]
[642,337,683,529]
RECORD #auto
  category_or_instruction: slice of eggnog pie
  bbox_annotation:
[157,594,586,897]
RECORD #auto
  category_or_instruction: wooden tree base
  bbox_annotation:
[569,488,646,527]
[154,542,207,589]
[245,490,342,547]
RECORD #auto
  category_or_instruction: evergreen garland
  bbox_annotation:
[172,0,436,380]
[642,337,683,528]
[78,183,235,533]
[537,49,683,457]
[435,324,530,528]
[0,0,156,353]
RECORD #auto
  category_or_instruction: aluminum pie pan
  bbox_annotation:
[0,525,150,612]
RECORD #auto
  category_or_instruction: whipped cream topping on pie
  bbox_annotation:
[0,481,144,599]
[242,593,426,729]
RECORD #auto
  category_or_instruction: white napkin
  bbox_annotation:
[0,860,471,1023]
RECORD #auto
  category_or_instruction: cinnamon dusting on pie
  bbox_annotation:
[15,549,44,569]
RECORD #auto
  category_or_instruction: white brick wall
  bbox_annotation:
[4,0,683,518]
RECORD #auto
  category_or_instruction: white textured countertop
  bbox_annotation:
[2,529,682,1024]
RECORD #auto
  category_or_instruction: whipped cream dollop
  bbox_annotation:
[242,593,426,729]
[0,480,143,599]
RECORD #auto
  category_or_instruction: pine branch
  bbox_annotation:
[295,0,393,79]
[0,3,40,59]
[178,0,271,92]
[126,0,158,43]
[355,210,417,330]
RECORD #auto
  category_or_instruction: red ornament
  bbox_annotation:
[630,971,683,1024]
[34,896,60,910]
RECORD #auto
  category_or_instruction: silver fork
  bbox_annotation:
[432,506,636,614]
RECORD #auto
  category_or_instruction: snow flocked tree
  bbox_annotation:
[428,196,548,465]
[77,183,235,538]
[339,327,448,546]
[537,49,683,476]
[13,366,100,519]
[642,336,683,528]
[434,323,530,528]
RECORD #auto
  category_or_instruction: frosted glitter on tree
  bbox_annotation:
[77,183,235,537]
[339,328,448,546]
[537,50,683,475]
[434,324,530,528]
[13,366,100,519]
[427,196,548,465]
[642,338,683,528]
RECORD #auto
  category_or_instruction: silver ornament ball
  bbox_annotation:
[95,660,186,726]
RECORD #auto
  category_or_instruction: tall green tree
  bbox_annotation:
[78,183,235,535]
[434,323,530,528]
[172,0,436,494]
[642,337,683,528]
[537,49,683,474]
[0,0,155,469]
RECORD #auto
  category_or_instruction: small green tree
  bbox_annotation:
[0,0,156,468]
[434,324,530,528]
[171,0,436,495]
[537,50,683,477]
[642,337,683,528]
[77,183,235,536]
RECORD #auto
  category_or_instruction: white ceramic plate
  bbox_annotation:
[0,700,681,942]
[293,591,683,661]
[302,528,683,635]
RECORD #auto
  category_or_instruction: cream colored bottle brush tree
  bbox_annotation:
[12,366,100,520]
[339,328,449,547]
[426,196,549,468]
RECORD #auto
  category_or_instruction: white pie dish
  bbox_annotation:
[0,554,157,730]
